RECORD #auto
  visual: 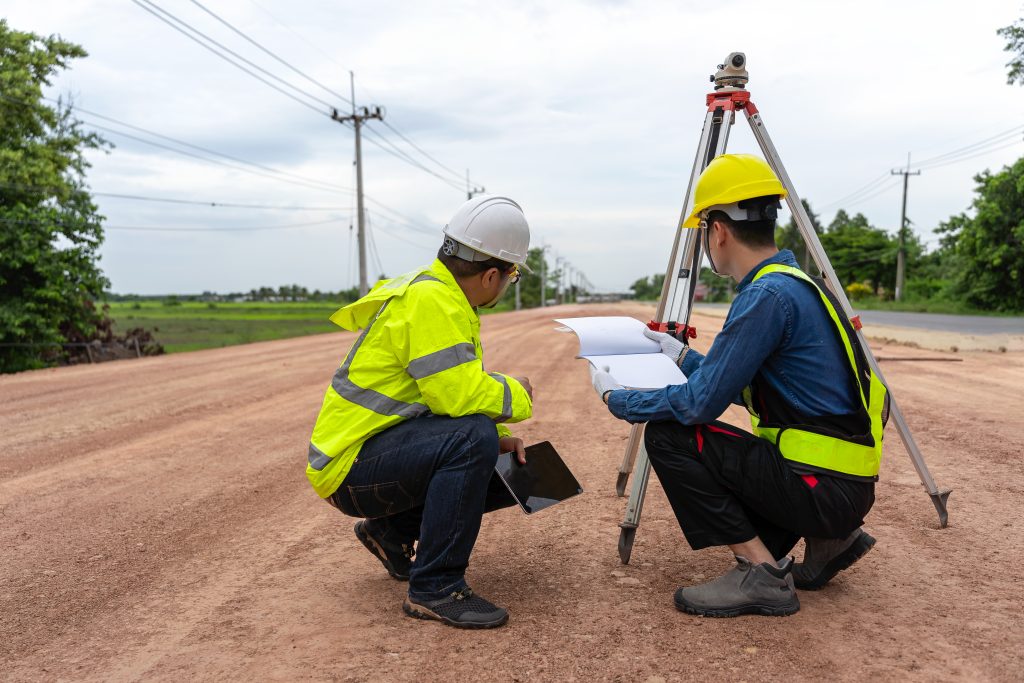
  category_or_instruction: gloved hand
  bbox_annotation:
[643,327,685,363]
[590,364,623,402]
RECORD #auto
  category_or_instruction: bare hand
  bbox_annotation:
[513,375,533,400]
[499,436,527,465]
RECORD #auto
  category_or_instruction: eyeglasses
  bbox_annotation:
[507,265,521,285]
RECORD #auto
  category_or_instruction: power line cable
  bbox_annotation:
[0,215,343,232]
[80,118,348,195]
[911,125,1024,168]
[363,195,439,235]
[187,0,352,106]
[378,118,467,182]
[2,91,352,195]
[817,173,890,211]
[0,182,353,209]
[365,212,385,276]
[132,0,333,117]
[821,125,1024,211]
[369,214,439,249]
[361,124,466,192]
[913,137,1023,171]
[244,0,347,70]
[92,192,350,210]
[840,179,901,210]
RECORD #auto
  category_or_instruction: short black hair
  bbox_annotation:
[706,196,779,249]
[437,247,513,278]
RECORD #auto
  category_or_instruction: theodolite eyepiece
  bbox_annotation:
[710,51,749,91]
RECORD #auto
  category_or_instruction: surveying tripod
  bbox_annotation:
[614,52,952,564]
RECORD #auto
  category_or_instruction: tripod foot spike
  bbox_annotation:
[615,472,630,497]
[930,489,951,528]
[618,525,637,564]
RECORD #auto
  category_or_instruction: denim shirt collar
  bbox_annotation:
[736,249,799,292]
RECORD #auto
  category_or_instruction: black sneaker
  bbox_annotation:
[403,587,508,629]
[354,521,414,581]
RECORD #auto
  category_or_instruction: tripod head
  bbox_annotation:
[710,52,748,91]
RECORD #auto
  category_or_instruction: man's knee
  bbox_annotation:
[451,414,500,460]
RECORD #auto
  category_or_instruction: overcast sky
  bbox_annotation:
[6,0,1024,294]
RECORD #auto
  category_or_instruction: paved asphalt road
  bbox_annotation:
[694,304,1024,335]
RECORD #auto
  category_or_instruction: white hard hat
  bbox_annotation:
[442,194,532,273]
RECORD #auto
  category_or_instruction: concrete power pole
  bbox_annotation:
[332,72,383,296]
[539,245,548,307]
[465,169,485,201]
[891,155,921,302]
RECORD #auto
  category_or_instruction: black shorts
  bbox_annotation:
[644,419,875,559]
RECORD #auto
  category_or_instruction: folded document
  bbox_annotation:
[555,316,688,390]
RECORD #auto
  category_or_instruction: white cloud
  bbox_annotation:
[6,0,1024,293]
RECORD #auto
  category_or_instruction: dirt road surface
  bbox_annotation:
[3,303,1022,682]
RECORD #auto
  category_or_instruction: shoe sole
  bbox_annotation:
[674,594,800,617]
[354,522,409,582]
[794,532,876,591]
[402,599,508,629]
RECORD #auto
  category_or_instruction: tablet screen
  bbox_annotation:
[494,441,583,514]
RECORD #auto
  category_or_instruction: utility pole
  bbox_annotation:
[539,245,548,307]
[514,279,521,310]
[465,169,485,200]
[555,256,565,305]
[891,154,921,302]
[332,72,383,297]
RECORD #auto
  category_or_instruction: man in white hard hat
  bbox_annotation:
[306,195,534,629]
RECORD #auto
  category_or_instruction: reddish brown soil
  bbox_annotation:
[2,303,1021,681]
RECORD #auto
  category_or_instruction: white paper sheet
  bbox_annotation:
[554,316,660,356]
[554,316,688,389]
[586,354,687,390]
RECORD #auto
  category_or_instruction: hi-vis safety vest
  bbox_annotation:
[306,259,532,498]
[741,264,888,479]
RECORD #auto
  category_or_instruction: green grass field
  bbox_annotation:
[107,301,347,353]
[107,299,515,353]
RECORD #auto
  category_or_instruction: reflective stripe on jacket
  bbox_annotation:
[742,264,887,479]
[306,258,532,498]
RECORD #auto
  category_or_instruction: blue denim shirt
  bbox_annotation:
[607,249,858,425]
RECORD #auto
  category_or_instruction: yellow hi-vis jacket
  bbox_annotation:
[306,258,532,498]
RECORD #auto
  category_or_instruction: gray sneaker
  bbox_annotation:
[793,528,876,590]
[674,556,800,617]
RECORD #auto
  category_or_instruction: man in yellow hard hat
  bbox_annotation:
[591,154,886,617]
[307,195,534,629]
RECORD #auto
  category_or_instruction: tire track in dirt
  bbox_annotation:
[2,303,1022,681]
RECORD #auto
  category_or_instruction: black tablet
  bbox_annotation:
[494,441,583,514]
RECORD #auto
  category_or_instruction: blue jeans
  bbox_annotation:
[329,414,515,600]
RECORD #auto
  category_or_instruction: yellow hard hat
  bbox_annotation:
[682,154,787,228]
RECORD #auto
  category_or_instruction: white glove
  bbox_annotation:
[590,364,623,401]
[643,327,685,363]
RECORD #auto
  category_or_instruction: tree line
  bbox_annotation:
[632,169,1024,314]
[3,18,1023,373]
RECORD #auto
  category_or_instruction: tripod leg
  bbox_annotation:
[744,106,951,527]
[614,100,738,556]
[618,442,653,564]
[888,393,951,527]
[615,424,643,496]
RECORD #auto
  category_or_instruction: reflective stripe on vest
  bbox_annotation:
[742,264,886,478]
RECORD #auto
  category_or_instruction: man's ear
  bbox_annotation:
[710,219,726,247]
[482,267,501,288]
